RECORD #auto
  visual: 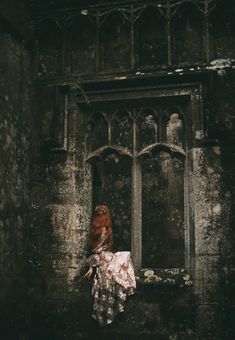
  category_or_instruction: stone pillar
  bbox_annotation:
[28,100,92,300]
[188,146,233,338]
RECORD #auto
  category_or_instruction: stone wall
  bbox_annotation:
[0,21,32,337]
[25,75,235,340]
[188,145,235,338]
[0,1,235,339]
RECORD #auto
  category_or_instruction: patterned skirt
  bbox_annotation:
[90,251,136,326]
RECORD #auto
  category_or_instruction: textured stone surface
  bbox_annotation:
[0,20,32,339]
[0,26,31,282]
[1,1,235,339]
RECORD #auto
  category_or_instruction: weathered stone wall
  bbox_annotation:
[187,145,235,338]
[25,75,235,339]
[0,22,32,336]
[27,89,92,298]
[0,1,235,339]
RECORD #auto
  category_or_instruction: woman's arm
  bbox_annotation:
[83,253,100,279]
[84,266,93,279]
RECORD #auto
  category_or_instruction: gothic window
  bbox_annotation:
[70,15,96,75]
[210,1,235,59]
[37,20,62,76]
[135,8,166,67]
[172,4,203,64]
[99,12,130,72]
[87,105,186,269]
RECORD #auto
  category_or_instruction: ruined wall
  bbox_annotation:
[0,0,233,339]
[0,21,32,336]
[26,86,92,296]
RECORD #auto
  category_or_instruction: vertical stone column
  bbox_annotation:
[29,99,92,300]
[44,152,80,296]
[188,146,233,338]
[44,103,92,296]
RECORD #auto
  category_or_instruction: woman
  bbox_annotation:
[84,204,136,327]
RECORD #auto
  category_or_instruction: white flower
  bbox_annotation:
[109,296,114,303]
[185,280,193,286]
[183,274,190,281]
[145,275,159,283]
[144,270,154,277]
[165,278,175,284]
[154,275,163,283]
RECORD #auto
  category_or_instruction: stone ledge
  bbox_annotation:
[136,268,193,288]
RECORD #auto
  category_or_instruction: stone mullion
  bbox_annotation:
[130,5,135,70]
[108,117,112,145]
[131,111,142,269]
[166,0,172,67]
[204,0,210,64]
[95,13,100,76]
[184,153,192,272]
[61,19,66,75]
[63,93,68,150]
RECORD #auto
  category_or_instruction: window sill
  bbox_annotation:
[135,268,193,288]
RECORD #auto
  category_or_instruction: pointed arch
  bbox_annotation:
[99,11,130,71]
[172,3,204,64]
[135,7,166,67]
[69,15,96,75]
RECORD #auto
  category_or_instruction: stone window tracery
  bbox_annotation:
[35,0,229,78]
[86,105,186,269]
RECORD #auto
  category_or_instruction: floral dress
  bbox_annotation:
[88,234,136,326]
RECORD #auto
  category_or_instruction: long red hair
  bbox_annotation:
[89,204,113,251]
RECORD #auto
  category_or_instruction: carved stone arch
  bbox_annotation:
[69,14,96,75]
[136,142,186,160]
[99,11,130,72]
[86,145,133,163]
[99,8,130,27]
[36,19,62,76]
[134,6,167,67]
[171,2,204,65]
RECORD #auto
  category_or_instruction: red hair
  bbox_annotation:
[89,204,113,251]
